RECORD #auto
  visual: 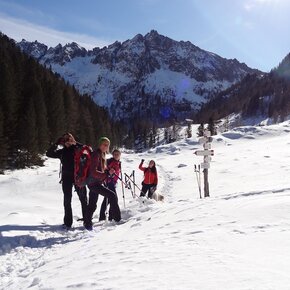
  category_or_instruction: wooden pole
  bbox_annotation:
[203,131,210,197]
[203,168,210,197]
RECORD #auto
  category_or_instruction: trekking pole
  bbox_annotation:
[198,164,202,198]
[111,173,133,199]
[125,173,145,196]
[194,165,202,199]
[133,170,136,198]
[197,164,202,199]
[124,175,135,198]
[120,163,126,208]
[105,197,109,223]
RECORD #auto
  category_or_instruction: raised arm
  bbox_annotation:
[46,143,63,159]
[139,159,146,171]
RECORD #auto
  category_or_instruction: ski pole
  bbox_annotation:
[196,165,202,199]
[120,163,126,208]
[124,175,136,198]
[194,165,202,199]
[115,174,134,197]
[115,173,142,198]
[124,173,145,196]
[198,165,202,198]
[105,197,109,223]
[133,170,136,198]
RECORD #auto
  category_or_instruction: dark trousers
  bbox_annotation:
[62,177,87,227]
[140,183,155,199]
[99,183,118,221]
[86,183,121,226]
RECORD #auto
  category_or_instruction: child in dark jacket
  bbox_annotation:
[99,149,121,221]
[139,159,158,199]
[46,133,87,229]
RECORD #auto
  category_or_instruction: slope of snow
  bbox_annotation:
[1,122,290,289]
[144,69,230,104]
[49,56,132,107]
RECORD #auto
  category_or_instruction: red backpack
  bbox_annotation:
[74,145,92,187]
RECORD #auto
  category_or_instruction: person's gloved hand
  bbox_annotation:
[141,159,145,163]
[109,168,115,176]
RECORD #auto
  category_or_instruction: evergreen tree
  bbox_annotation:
[33,82,49,153]
[19,95,38,152]
[0,107,8,170]
[172,123,179,142]
[45,82,66,142]
[164,128,169,143]
[24,72,50,153]
[197,123,204,137]
[63,86,79,133]
[223,116,230,132]
[0,60,18,150]
[186,122,192,138]
[207,117,217,136]
[0,32,124,169]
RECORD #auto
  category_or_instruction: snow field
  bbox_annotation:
[1,122,290,289]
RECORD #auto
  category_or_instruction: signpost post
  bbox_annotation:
[194,129,214,198]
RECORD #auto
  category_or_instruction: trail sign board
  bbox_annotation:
[201,163,210,169]
[194,150,214,156]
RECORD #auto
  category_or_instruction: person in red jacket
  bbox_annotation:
[99,149,121,221]
[139,159,158,198]
[84,137,121,230]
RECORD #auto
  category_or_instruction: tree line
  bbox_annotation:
[195,68,290,125]
[0,33,124,171]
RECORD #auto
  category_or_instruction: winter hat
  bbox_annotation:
[98,136,111,146]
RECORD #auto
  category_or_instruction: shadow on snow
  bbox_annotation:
[0,224,81,255]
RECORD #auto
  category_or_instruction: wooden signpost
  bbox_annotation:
[194,129,214,198]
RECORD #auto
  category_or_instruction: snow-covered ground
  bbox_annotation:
[1,122,290,289]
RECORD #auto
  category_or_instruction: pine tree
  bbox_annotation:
[0,107,8,170]
[63,86,79,133]
[20,95,38,152]
[207,117,217,136]
[46,82,66,142]
[164,128,169,143]
[197,123,204,137]
[222,116,230,132]
[172,123,181,142]
[186,122,192,138]
[0,60,18,150]
[0,33,125,169]
[29,77,49,153]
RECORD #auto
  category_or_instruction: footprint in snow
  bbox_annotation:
[177,164,187,168]
[186,231,203,235]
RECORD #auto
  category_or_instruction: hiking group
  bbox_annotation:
[46,133,158,230]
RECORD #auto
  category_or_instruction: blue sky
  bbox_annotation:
[0,0,289,71]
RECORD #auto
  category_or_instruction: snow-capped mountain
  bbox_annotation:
[18,30,261,122]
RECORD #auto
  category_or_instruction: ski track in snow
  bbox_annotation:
[2,123,290,289]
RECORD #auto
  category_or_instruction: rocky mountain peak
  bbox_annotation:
[18,39,48,59]
[17,31,261,122]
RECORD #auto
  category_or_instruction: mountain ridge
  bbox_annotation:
[18,30,261,123]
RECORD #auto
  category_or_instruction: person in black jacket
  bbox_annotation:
[46,133,87,229]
